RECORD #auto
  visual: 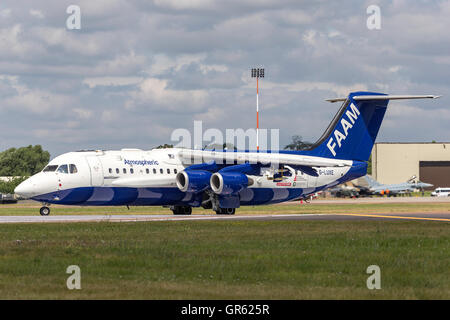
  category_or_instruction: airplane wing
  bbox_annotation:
[111,176,177,188]
[177,149,352,168]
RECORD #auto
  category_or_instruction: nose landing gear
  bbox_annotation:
[39,206,51,216]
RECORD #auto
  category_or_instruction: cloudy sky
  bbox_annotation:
[1,0,449,158]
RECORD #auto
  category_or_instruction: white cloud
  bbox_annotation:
[0,25,35,58]
[0,8,12,18]
[93,51,147,76]
[83,76,144,88]
[153,0,216,10]
[78,0,129,15]
[388,66,401,73]
[3,89,69,114]
[147,53,206,75]
[32,27,117,56]
[73,108,93,119]
[276,9,314,25]
[100,110,118,122]
[0,75,71,114]
[129,77,208,111]
[29,9,44,19]
[199,64,228,74]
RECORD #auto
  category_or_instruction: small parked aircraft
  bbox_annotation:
[364,175,433,196]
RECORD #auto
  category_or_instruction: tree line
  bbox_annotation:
[0,145,50,194]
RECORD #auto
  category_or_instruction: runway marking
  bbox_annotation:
[334,213,450,222]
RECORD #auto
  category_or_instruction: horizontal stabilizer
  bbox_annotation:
[326,95,441,103]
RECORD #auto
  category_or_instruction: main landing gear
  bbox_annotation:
[215,208,236,215]
[40,206,51,216]
[170,205,192,215]
[203,190,236,215]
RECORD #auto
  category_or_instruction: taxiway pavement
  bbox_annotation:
[0,212,449,224]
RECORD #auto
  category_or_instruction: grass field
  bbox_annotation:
[0,218,448,299]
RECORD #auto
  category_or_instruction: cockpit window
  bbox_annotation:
[57,164,69,174]
[69,164,78,174]
[43,165,58,172]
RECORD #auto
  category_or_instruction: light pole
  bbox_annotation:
[251,68,264,151]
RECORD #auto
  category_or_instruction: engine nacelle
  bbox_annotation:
[176,170,212,193]
[210,172,249,195]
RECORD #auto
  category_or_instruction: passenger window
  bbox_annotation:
[57,164,68,174]
[153,168,156,174]
[69,164,78,174]
[174,169,177,174]
[116,168,119,174]
[123,168,127,174]
[109,168,112,174]
[130,168,134,174]
[160,168,163,174]
[167,168,170,174]
[146,168,149,174]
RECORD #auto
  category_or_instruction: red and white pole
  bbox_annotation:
[256,76,259,151]
[251,68,264,152]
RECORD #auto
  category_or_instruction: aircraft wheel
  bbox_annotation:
[226,208,235,215]
[40,206,50,216]
[171,206,192,215]
[183,206,192,215]
[215,208,235,215]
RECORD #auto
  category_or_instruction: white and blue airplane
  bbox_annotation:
[14,92,439,216]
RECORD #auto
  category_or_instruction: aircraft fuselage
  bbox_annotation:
[15,148,366,208]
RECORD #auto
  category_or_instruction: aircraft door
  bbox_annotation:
[86,156,104,186]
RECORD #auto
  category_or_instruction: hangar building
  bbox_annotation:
[371,142,450,189]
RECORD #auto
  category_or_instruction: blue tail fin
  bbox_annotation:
[305,91,389,161]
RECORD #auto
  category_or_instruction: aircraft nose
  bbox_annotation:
[14,179,37,198]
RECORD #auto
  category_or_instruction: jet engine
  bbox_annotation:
[176,170,212,193]
[210,172,249,195]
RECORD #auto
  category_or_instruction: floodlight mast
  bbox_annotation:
[251,68,264,151]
